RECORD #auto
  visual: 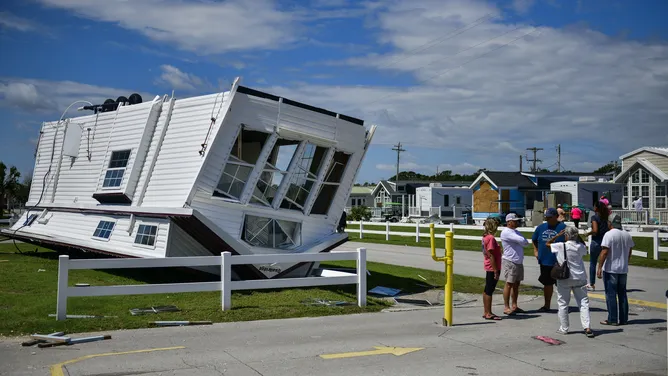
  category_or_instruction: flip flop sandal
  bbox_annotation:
[483,314,502,321]
[513,308,526,313]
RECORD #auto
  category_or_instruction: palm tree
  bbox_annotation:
[0,162,21,215]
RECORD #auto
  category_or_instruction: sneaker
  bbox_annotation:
[556,328,568,335]
[585,329,595,338]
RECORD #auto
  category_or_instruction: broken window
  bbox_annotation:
[250,139,300,206]
[102,150,131,188]
[214,127,270,200]
[242,214,301,249]
[310,151,351,215]
[281,143,328,211]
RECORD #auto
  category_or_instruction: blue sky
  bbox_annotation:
[1,0,667,184]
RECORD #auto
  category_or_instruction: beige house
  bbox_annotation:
[614,146,668,223]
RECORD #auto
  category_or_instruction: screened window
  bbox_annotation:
[311,151,350,215]
[102,150,131,188]
[214,127,270,200]
[134,224,158,247]
[92,220,115,240]
[242,215,301,249]
[281,143,328,211]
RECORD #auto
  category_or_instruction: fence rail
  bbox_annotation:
[346,221,665,261]
[56,249,367,320]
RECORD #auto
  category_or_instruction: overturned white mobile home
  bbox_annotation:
[2,78,376,279]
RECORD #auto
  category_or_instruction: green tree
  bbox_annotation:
[0,162,21,214]
[594,162,621,175]
[14,174,32,205]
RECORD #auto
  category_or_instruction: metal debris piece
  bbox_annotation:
[48,314,117,319]
[368,286,401,296]
[38,335,112,348]
[417,274,427,281]
[75,283,90,287]
[129,305,181,315]
[393,298,432,306]
[151,321,212,326]
[22,332,64,347]
[300,298,352,306]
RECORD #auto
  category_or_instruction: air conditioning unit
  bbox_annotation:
[430,183,442,187]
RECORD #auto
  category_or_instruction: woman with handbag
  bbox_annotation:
[546,225,594,337]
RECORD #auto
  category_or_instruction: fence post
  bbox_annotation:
[359,220,364,239]
[221,252,232,311]
[653,230,660,261]
[385,221,390,241]
[415,221,420,242]
[357,248,367,307]
[449,223,454,233]
[56,255,69,321]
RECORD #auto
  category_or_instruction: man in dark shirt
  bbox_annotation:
[532,208,566,312]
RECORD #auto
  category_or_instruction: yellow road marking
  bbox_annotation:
[320,346,424,359]
[589,293,667,310]
[50,346,186,376]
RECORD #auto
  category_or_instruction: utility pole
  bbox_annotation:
[526,147,543,172]
[392,142,406,185]
[519,155,523,172]
[556,144,561,172]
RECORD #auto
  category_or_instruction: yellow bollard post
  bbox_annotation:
[429,224,448,326]
[444,230,454,326]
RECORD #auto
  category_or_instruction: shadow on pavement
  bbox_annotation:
[629,318,667,325]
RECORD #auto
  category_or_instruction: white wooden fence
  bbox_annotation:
[55,249,367,321]
[346,221,667,261]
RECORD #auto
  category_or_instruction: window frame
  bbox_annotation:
[281,143,328,212]
[655,183,667,209]
[102,149,131,189]
[241,213,302,250]
[250,138,300,208]
[91,220,116,241]
[132,223,159,249]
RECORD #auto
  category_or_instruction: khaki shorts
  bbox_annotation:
[503,259,524,283]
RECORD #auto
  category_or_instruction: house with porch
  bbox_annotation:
[371,180,471,219]
[613,146,668,224]
[345,186,373,212]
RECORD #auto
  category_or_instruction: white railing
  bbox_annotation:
[55,249,367,321]
[429,206,441,217]
[612,210,648,225]
[657,211,668,225]
[345,221,666,261]
[408,207,421,216]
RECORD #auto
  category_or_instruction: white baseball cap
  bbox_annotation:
[505,213,520,222]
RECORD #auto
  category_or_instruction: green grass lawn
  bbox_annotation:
[346,224,668,269]
[0,243,528,336]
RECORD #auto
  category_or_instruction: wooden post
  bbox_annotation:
[357,248,367,307]
[56,255,69,321]
[221,252,231,311]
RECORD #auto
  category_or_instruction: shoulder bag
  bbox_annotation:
[550,243,570,280]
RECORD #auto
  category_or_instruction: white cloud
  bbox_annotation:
[154,65,208,92]
[511,0,535,14]
[36,0,297,54]
[375,161,481,175]
[0,11,39,32]
[261,0,668,170]
[0,77,152,114]
[376,162,432,172]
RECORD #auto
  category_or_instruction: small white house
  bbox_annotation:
[2,78,376,280]
[415,184,472,218]
[550,179,623,210]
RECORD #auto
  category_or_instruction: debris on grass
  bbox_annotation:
[393,298,432,306]
[151,321,212,327]
[368,286,401,296]
[300,298,353,307]
[48,314,117,319]
[23,332,112,348]
[129,305,180,316]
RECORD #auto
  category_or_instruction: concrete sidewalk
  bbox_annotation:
[336,241,668,305]
[1,294,665,376]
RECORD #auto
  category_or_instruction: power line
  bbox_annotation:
[374,13,495,71]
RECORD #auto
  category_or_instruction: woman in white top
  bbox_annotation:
[546,225,594,338]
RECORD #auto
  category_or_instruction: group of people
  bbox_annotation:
[481,201,635,337]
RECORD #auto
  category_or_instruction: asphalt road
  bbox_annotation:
[337,241,668,305]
